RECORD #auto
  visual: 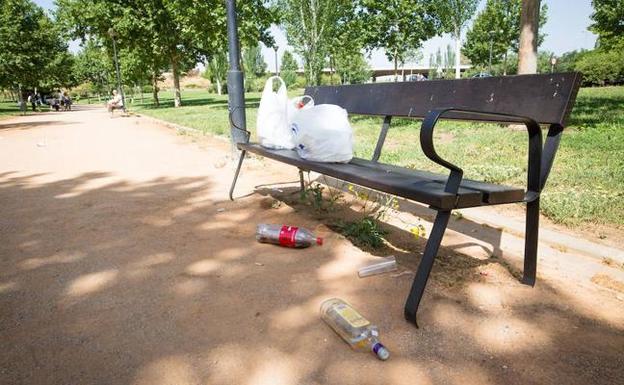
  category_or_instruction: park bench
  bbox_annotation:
[229,72,582,327]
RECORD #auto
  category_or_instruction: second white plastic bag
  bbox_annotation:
[256,76,293,149]
[291,104,354,163]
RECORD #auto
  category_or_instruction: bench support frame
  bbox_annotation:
[227,107,575,328]
[404,209,451,326]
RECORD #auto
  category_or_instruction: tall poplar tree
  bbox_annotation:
[437,0,479,78]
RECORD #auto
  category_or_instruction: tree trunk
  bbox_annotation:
[394,54,398,82]
[171,55,182,107]
[216,78,222,95]
[454,29,461,79]
[503,51,509,75]
[518,0,540,74]
[152,73,160,107]
[18,85,25,115]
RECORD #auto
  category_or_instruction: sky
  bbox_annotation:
[35,0,597,69]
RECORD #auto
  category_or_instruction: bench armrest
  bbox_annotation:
[421,108,543,199]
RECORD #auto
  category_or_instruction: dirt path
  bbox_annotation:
[1,106,623,385]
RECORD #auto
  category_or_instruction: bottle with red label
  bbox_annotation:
[256,224,323,248]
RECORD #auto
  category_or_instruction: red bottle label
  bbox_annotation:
[279,226,298,247]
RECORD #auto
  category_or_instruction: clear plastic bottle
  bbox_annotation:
[256,224,323,248]
[320,298,390,361]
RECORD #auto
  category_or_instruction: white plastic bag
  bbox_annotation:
[291,104,354,163]
[256,76,293,149]
[287,95,314,121]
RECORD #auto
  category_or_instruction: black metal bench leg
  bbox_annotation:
[229,149,246,201]
[404,210,451,327]
[522,198,539,286]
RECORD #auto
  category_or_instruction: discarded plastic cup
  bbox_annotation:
[358,256,397,278]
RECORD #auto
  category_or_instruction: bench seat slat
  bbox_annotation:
[240,143,525,209]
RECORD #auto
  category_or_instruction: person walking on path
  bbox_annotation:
[27,93,36,112]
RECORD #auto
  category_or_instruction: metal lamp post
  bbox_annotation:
[550,55,557,73]
[273,46,279,76]
[225,0,247,147]
[108,28,126,113]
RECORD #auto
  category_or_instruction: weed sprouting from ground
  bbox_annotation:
[338,217,387,249]
[335,184,428,249]
[299,175,343,213]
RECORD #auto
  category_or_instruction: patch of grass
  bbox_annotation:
[337,217,388,249]
[124,86,624,228]
[0,100,21,119]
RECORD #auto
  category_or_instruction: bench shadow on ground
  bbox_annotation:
[0,120,77,131]
[1,172,622,385]
[254,183,518,284]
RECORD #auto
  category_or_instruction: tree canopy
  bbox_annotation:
[436,0,479,78]
[278,0,353,86]
[0,0,74,95]
[589,0,624,49]
[56,0,275,106]
[357,0,441,80]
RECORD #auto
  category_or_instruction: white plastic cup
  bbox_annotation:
[358,256,397,278]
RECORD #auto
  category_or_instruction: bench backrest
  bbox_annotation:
[304,72,582,126]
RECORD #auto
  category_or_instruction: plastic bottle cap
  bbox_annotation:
[373,343,390,361]
[377,347,390,360]
[316,237,323,245]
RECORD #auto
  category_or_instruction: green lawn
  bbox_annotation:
[0,100,22,119]
[131,86,624,228]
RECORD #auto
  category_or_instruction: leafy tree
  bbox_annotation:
[242,44,267,92]
[73,39,113,96]
[463,0,547,74]
[0,0,73,104]
[203,52,228,95]
[243,45,267,77]
[436,0,479,78]
[358,0,440,81]
[443,44,456,79]
[279,0,353,86]
[589,0,624,49]
[335,51,371,84]
[280,50,299,88]
[56,0,275,107]
[326,2,363,85]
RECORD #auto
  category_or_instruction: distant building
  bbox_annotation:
[295,64,472,83]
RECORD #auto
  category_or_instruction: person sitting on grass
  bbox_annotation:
[106,90,123,114]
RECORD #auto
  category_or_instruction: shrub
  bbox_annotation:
[281,70,298,89]
[575,49,624,86]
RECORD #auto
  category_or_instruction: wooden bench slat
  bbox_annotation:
[305,72,582,126]
[240,144,525,209]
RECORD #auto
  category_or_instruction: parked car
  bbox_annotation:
[472,72,492,78]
